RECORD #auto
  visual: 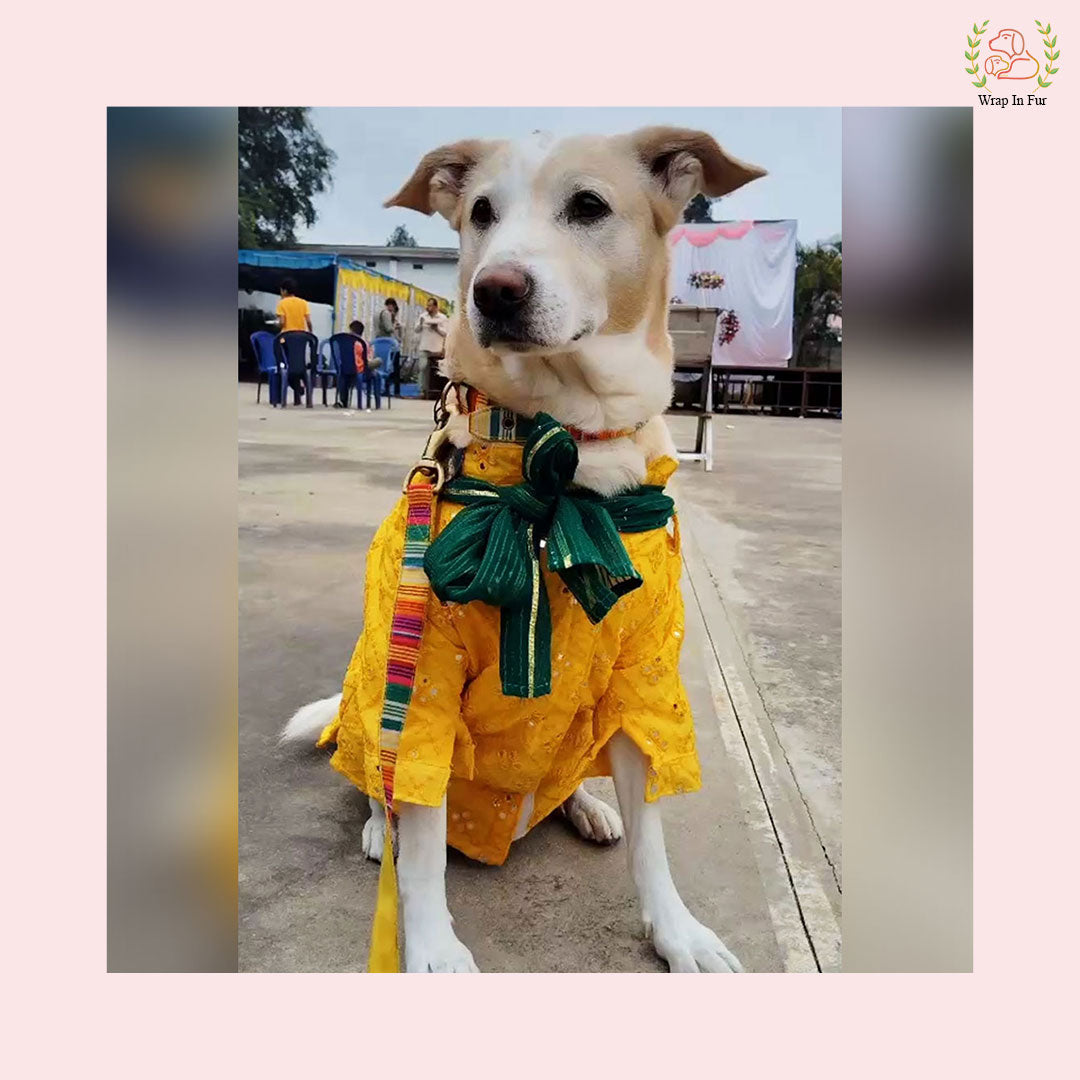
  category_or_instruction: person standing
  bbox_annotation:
[414,297,448,398]
[275,278,312,404]
[275,278,312,333]
[376,297,401,341]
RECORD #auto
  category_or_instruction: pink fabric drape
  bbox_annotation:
[668,221,755,246]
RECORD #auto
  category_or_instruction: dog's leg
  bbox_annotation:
[396,797,479,973]
[559,784,623,843]
[608,731,743,972]
[361,796,386,862]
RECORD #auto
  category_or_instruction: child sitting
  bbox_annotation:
[335,320,368,409]
[360,324,384,411]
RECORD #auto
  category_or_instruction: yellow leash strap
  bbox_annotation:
[368,818,400,972]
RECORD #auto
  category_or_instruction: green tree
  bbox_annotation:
[238,108,335,248]
[793,241,842,362]
[682,193,717,223]
[387,225,419,247]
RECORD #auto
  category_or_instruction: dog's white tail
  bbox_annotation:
[279,693,342,745]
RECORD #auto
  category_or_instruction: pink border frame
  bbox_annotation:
[7,1,1078,1069]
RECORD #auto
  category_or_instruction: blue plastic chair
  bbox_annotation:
[369,337,399,408]
[327,332,363,408]
[250,331,281,405]
[315,338,340,406]
[273,331,318,408]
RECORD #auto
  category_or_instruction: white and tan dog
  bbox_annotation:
[283,127,765,972]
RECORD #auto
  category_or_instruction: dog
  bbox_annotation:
[282,127,765,972]
[986,29,1039,79]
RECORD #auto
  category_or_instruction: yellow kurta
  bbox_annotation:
[318,439,701,866]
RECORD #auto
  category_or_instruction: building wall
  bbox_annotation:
[354,255,459,302]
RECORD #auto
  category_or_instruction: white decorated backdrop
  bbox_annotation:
[667,221,797,367]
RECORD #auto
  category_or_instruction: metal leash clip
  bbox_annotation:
[403,386,460,494]
[402,425,450,493]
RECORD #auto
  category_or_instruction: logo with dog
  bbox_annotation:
[966,19,1059,96]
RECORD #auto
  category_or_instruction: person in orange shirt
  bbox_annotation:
[335,320,368,409]
[275,278,312,333]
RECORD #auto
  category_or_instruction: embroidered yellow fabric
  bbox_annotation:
[318,441,701,866]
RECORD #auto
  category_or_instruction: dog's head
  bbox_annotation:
[989,28,1024,57]
[387,128,764,429]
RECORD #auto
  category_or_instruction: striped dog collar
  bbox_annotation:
[458,386,644,444]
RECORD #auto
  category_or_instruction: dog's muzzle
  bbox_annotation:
[471,263,544,348]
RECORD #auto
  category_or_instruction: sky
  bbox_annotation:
[297,107,841,249]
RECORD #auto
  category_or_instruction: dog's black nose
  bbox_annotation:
[472,265,532,320]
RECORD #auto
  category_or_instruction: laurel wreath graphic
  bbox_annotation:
[966,19,990,87]
[1034,20,1060,88]
[968,19,1061,90]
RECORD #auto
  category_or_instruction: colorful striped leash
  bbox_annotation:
[368,425,449,972]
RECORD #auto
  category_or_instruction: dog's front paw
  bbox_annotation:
[361,814,385,862]
[562,786,623,844]
[646,898,743,973]
[404,911,480,973]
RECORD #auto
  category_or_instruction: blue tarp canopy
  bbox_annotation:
[237,248,336,270]
[237,249,435,307]
[238,249,337,304]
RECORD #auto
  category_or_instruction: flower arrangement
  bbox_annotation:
[687,270,726,291]
[717,309,740,347]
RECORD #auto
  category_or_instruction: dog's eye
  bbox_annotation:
[470,197,494,227]
[567,190,611,223]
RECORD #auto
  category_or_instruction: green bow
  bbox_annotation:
[423,413,674,698]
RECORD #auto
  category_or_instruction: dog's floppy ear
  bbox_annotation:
[626,127,767,230]
[384,139,497,225]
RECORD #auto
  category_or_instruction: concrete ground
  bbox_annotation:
[667,411,842,887]
[239,389,841,972]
